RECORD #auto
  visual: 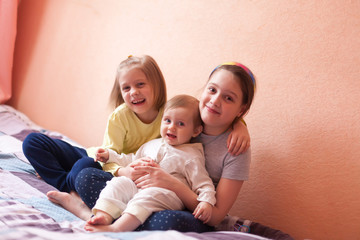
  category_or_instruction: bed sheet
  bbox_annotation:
[0,104,269,240]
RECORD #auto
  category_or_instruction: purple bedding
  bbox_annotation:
[0,104,282,240]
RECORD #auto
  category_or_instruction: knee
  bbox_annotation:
[73,157,101,170]
[74,168,97,196]
[68,158,100,184]
[75,167,111,188]
[22,132,42,154]
[76,168,97,182]
[108,176,137,194]
[75,167,112,209]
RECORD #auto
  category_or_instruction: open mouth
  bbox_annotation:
[132,99,145,105]
[166,133,177,139]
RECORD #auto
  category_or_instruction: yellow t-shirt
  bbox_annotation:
[87,103,163,175]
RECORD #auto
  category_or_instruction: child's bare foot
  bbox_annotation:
[47,190,92,220]
[84,222,117,232]
[35,172,42,179]
[85,213,141,232]
[87,210,113,226]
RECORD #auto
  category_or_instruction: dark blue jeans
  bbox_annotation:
[22,133,102,192]
[75,167,214,232]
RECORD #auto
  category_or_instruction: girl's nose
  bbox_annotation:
[130,88,139,96]
[210,94,220,106]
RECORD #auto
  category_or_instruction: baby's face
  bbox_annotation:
[160,107,198,146]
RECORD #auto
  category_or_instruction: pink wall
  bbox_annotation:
[9,1,360,239]
[0,0,19,103]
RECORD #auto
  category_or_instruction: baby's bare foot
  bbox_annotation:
[87,210,113,226]
[84,222,116,232]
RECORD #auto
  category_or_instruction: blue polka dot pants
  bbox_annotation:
[75,167,214,232]
[75,167,112,208]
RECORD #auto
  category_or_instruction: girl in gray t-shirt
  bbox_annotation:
[136,62,256,227]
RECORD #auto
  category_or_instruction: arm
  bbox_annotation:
[133,143,213,208]
[183,154,216,223]
[97,132,151,178]
[193,202,213,224]
[134,165,243,226]
[102,110,126,154]
[160,176,243,226]
[107,149,135,166]
[103,148,135,176]
[117,157,158,180]
[93,108,127,176]
[208,178,243,226]
[227,119,250,155]
[134,166,200,210]
[184,156,216,206]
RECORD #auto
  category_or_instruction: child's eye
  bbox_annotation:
[137,82,145,88]
[177,121,185,127]
[122,86,130,92]
[208,87,216,93]
[163,118,171,123]
[225,96,233,102]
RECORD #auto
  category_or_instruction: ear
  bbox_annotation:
[192,125,203,137]
[237,105,246,118]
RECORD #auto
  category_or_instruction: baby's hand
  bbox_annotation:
[95,148,109,163]
[139,157,159,167]
[193,202,213,224]
[129,157,158,168]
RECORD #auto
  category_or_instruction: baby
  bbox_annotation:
[85,94,216,232]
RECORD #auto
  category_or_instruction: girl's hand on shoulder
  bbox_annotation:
[227,132,250,155]
[227,120,250,155]
[95,148,109,162]
[193,202,212,224]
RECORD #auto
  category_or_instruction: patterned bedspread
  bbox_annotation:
[0,104,268,240]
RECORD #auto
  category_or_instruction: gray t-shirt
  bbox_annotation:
[193,131,251,186]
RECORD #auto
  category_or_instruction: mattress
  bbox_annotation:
[0,104,278,240]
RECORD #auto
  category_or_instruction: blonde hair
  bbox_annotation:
[109,55,167,110]
[164,94,202,127]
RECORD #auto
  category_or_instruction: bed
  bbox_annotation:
[0,104,292,240]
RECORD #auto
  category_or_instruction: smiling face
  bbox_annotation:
[118,67,157,123]
[160,107,202,146]
[199,69,245,135]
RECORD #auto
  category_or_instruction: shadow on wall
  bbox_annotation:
[9,0,48,107]
[235,124,359,240]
